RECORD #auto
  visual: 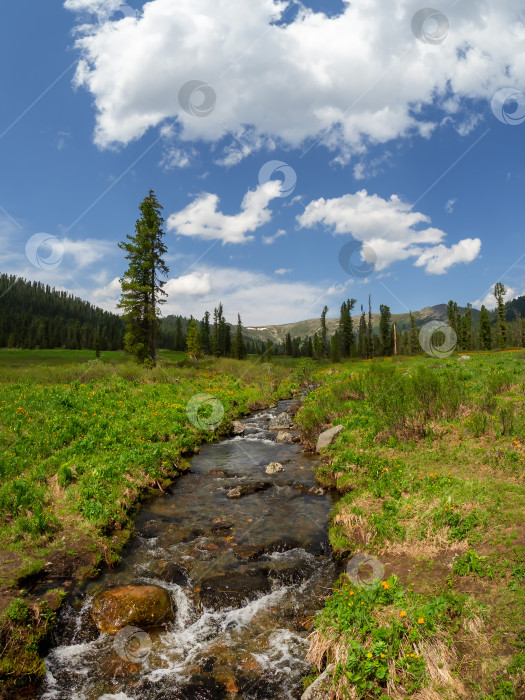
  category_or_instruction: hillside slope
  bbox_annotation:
[243,304,481,342]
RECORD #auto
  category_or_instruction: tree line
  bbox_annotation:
[301,283,525,363]
[0,274,124,351]
[3,189,524,363]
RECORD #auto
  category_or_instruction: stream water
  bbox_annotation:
[39,399,338,699]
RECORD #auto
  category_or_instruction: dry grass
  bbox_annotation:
[333,509,376,547]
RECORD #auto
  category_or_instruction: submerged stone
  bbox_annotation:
[268,412,291,430]
[265,461,284,475]
[91,585,173,634]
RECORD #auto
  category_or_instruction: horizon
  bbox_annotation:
[1,1,525,325]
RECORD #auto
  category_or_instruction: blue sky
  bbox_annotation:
[1,0,524,325]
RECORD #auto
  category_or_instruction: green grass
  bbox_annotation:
[0,352,306,557]
[0,350,314,693]
[298,351,525,698]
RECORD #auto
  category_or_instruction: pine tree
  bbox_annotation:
[186,317,202,361]
[233,314,247,359]
[200,311,211,355]
[338,298,356,357]
[367,295,373,359]
[379,304,392,356]
[479,305,492,350]
[330,331,341,362]
[118,190,168,366]
[461,303,472,350]
[306,336,313,358]
[285,332,293,356]
[447,300,459,336]
[174,317,186,351]
[494,282,508,348]
[358,305,367,358]
[264,338,273,360]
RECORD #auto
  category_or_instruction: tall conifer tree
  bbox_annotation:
[118,190,168,366]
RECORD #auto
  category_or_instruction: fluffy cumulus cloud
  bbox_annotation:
[64,0,525,158]
[90,263,334,324]
[167,181,281,243]
[296,189,481,273]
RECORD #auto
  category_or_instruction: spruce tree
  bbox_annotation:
[118,190,168,366]
[338,298,356,357]
[330,331,341,362]
[447,300,459,336]
[367,295,373,359]
[306,336,313,358]
[285,332,293,356]
[494,282,508,348]
[379,304,392,355]
[200,311,211,354]
[174,317,185,351]
[479,305,492,350]
[462,303,472,350]
[233,314,247,359]
[358,305,367,358]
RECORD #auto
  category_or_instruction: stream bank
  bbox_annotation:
[37,398,339,699]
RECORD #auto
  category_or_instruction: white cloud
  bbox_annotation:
[91,275,121,302]
[164,271,212,296]
[445,198,457,214]
[326,281,353,295]
[263,228,286,245]
[167,181,282,244]
[60,237,115,267]
[472,286,517,310]
[90,263,337,324]
[163,265,334,324]
[296,189,481,273]
[160,147,197,170]
[413,238,481,275]
[274,267,292,275]
[64,0,525,162]
[454,113,483,137]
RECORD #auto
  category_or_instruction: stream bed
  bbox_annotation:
[39,399,338,699]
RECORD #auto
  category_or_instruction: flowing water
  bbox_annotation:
[39,400,338,699]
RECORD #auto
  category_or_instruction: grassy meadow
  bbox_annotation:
[0,348,524,698]
[297,351,525,698]
[0,348,301,690]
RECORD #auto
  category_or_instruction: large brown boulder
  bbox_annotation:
[91,585,174,634]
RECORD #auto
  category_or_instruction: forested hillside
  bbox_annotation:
[0,274,124,350]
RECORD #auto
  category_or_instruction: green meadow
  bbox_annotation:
[0,348,524,698]
[297,351,525,698]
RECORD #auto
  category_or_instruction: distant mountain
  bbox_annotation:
[243,304,481,342]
